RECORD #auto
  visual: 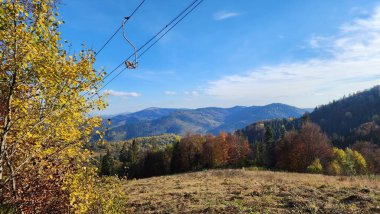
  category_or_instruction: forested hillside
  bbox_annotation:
[311,86,380,137]
[103,103,309,141]
[91,134,180,156]
[96,87,380,180]
[239,86,380,148]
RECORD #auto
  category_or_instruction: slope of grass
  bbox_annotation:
[123,169,380,213]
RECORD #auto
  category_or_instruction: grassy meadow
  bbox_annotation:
[123,169,380,213]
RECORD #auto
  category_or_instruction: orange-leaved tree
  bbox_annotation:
[276,123,333,172]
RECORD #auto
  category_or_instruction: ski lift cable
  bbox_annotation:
[16,0,198,142]
[94,0,146,57]
[120,0,200,70]
[139,0,204,58]
[91,67,128,99]
[101,0,201,80]
[83,0,148,96]
[91,0,204,98]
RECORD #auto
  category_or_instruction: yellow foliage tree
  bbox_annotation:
[329,148,367,176]
[0,0,127,212]
[307,158,323,174]
[348,149,367,175]
[327,160,342,175]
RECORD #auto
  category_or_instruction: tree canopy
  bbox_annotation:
[0,1,126,212]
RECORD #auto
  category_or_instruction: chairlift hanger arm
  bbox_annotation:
[122,17,138,69]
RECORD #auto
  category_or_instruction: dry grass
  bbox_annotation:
[123,169,380,213]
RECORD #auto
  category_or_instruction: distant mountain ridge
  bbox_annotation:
[105,108,180,128]
[103,103,310,141]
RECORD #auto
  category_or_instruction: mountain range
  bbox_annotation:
[103,103,311,141]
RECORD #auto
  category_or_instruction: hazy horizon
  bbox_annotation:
[99,102,316,116]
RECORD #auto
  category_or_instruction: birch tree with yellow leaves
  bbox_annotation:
[0,0,126,212]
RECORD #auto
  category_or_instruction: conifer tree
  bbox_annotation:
[119,144,129,163]
[127,140,140,177]
[280,125,287,139]
[128,140,139,165]
[264,126,276,168]
[118,143,129,176]
[101,150,115,176]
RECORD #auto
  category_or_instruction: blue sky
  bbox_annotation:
[60,0,380,114]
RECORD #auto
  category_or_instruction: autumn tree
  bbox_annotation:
[201,134,214,168]
[298,123,333,168]
[0,1,127,212]
[226,133,251,167]
[101,133,253,179]
[240,139,252,165]
[202,133,229,168]
[276,131,306,171]
[276,123,333,172]
[307,158,323,174]
[352,141,380,174]
[226,134,240,166]
[327,148,367,175]
[175,133,204,172]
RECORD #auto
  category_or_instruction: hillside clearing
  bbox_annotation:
[124,169,380,213]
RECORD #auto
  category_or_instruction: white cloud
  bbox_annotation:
[185,91,199,96]
[104,90,140,98]
[205,6,380,108]
[164,91,176,95]
[214,11,242,21]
